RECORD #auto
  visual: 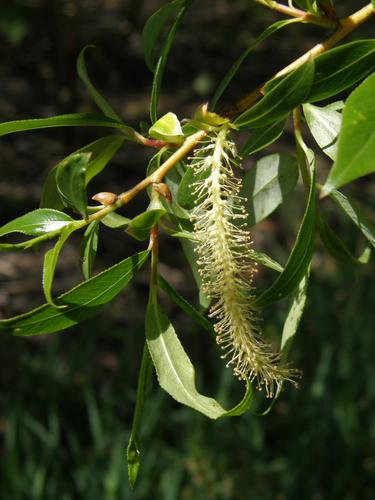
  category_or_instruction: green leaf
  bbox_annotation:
[240,119,286,157]
[234,59,314,129]
[318,214,360,265]
[209,18,300,111]
[250,250,283,273]
[43,225,77,307]
[0,113,134,138]
[150,1,192,122]
[293,0,320,14]
[127,209,167,241]
[255,150,316,307]
[180,237,210,309]
[242,153,299,226]
[84,135,125,183]
[0,251,150,335]
[0,209,73,237]
[177,163,210,210]
[101,212,131,229]
[127,344,153,489]
[303,103,342,161]
[307,40,375,103]
[145,298,253,418]
[280,271,309,359]
[77,46,122,122]
[40,168,64,211]
[329,190,375,248]
[81,221,99,279]
[56,153,90,218]
[148,112,184,143]
[142,0,183,72]
[321,74,375,195]
[158,275,214,335]
[41,136,125,209]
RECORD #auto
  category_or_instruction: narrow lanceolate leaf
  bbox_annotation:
[81,221,99,279]
[241,153,299,226]
[145,298,253,418]
[255,150,316,308]
[0,113,134,138]
[303,103,342,161]
[43,225,77,307]
[158,275,214,335]
[307,40,375,103]
[41,136,125,209]
[56,153,90,218]
[234,59,314,129]
[318,215,360,265]
[209,18,300,111]
[280,271,309,359]
[77,46,122,121]
[0,251,150,336]
[0,209,73,237]
[127,344,154,489]
[329,190,375,248]
[180,237,211,310]
[240,119,286,157]
[142,0,183,72]
[150,1,192,122]
[321,74,375,196]
[250,251,283,273]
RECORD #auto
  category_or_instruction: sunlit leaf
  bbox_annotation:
[303,103,342,160]
[148,112,184,143]
[146,297,253,418]
[43,225,77,307]
[0,209,73,237]
[0,251,150,336]
[234,59,314,129]
[0,113,134,138]
[242,153,299,226]
[307,40,375,102]
[321,74,375,195]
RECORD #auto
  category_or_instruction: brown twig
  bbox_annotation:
[230,3,375,117]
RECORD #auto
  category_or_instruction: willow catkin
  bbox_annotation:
[190,126,294,397]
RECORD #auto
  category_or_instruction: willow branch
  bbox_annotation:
[255,0,337,28]
[230,3,375,116]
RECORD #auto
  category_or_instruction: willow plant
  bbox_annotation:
[1,0,375,487]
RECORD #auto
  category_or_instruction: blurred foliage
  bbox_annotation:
[0,0,374,499]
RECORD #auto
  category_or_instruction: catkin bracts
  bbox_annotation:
[190,126,293,397]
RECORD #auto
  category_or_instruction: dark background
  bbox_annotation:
[0,1,374,498]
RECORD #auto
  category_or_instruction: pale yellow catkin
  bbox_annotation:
[190,127,294,397]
